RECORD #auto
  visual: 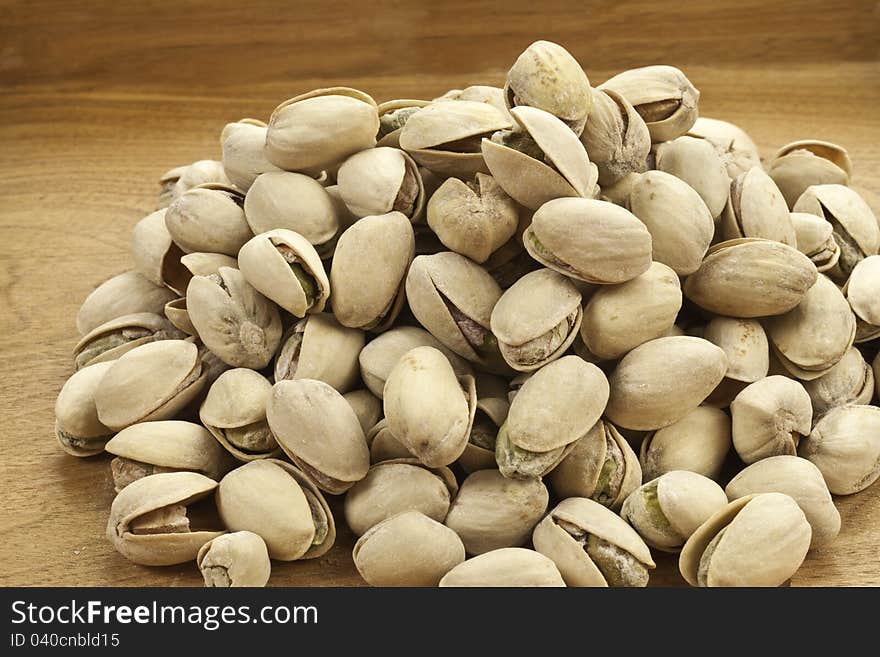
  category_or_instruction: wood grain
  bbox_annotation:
[0,0,878,587]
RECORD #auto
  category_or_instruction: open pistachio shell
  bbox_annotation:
[844,255,880,341]
[718,166,796,246]
[197,530,271,587]
[267,379,370,494]
[73,312,185,370]
[679,493,811,587]
[220,119,280,192]
[343,389,382,435]
[106,471,225,566]
[580,88,650,186]
[533,497,655,587]
[130,209,188,290]
[731,376,812,464]
[216,459,335,561]
[459,395,507,474]
[687,117,762,180]
[803,347,874,418]
[77,271,177,336]
[366,418,414,463]
[435,86,511,121]
[444,469,548,555]
[640,405,732,481]
[165,184,253,256]
[768,140,852,208]
[330,211,414,331]
[172,252,239,297]
[94,340,206,432]
[376,99,431,147]
[726,456,840,549]
[439,548,565,587]
[163,160,231,206]
[275,314,364,393]
[702,317,769,383]
[655,135,730,219]
[55,361,116,457]
[336,147,425,222]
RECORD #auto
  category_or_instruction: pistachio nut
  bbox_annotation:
[165,184,253,256]
[199,368,280,461]
[802,347,875,418]
[399,100,512,178]
[76,270,177,336]
[505,40,592,135]
[265,87,379,174]
[329,211,415,331]
[444,468,548,555]
[336,147,425,222]
[197,531,271,587]
[343,389,382,435]
[275,314,364,393]
[799,405,880,495]
[793,184,880,280]
[640,405,732,482]
[353,511,466,587]
[159,164,189,207]
[764,274,855,380]
[376,99,431,147]
[459,376,509,473]
[700,319,768,388]
[266,379,370,494]
[686,117,762,179]
[607,336,728,431]
[243,171,340,259]
[435,86,511,117]
[161,160,231,207]
[105,420,234,492]
[343,457,458,536]
[580,88,650,185]
[725,456,840,549]
[549,419,641,510]
[718,166,797,246]
[439,548,565,587]
[580,261,682,360]
[627,170,714,276]
[655,135,730,219]
[791,211,840,273]
[599,65,699,143]
[366,418,414,463]
[130,209,188,290]
[54,361,116,457]
[73,312,183,370]
[730,376,812,464]
[679,493,811,587]
[482,105,598,210]
[844,255,880,341]
[220,119,280,191]
[171,252,239,297]
[768,140,852,208]
[683,238,818,317]
[600,170,641,206]
[426,173,519,263]
[94,340,206,432]
[533,497,655,587]
[106,471,225,566]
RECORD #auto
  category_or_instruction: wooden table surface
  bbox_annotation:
[1,0,878,586]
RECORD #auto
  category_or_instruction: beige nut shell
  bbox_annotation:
[197,531,271,587]
[439,547,565,587]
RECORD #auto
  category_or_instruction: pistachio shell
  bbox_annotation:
[702,317,769,383]
[719,167,797,246]
[580,88,650,185]
[197,531,271,587]
[687,117,761,179]
[459,396,508,474]
[845,255,880,327]
[436,86,510,120]
[640,405,732,481]
[275,314,364,393]
[376,99,431,146]
[220,120,280,191]
[600,171,642,206]
[165,185,253,256]
[655,136,730,219]
[54,361,115,457]
[174,252,239,296]
[164,298,196,336]
[77,271,177,336]
[73,312,185,370]
[130,209,188,289]
[803,347,874,417]
[439,548,565,587]
[731,376,812,464]
[768,140,852,208]
[336,147,425,222]
[343,389,382,435]
[366,418,414,463]
[165,160,231,204]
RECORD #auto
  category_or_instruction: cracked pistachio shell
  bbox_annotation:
[265,87,379,174]
[244,172,340,258]
[719,167,796,245]
[794,184,880,280]
[490,269,582,371]
[683,238,818,317]
[845,255,880,340]
[439,548,565,587]
[622,471,728,553]
[358,326,472,399]
[533,497,655,587]
[238,229,329,317]
[799,405,880,495]
[336,147,425,222]
[267,379,370,495]
[444,469,548,555]
[344,457,458,536]
[731,376,812,464]
[354,511,466,587]
[791,211,840,273]
[628,170,713,276]
[549,419,641,510]
[343,389,382,435]
[197,531,270,587]
[106,471,225,566]
[366,418,414,463]
[383,346,477,467]
[172,252,239,297]
[73,312,185,370]
[702,317,769,383]
[55,361,115,457]
[275,314,364,393]
[765,274,855,380]
[580,88,650,186]
[640,405,732,481]
[105,421,234,490]
[687,117,761,179]
[459,394,508,474]
[94,340,206,432]
[680,493,811,587]
[655,136,730,219]
[130,209,188,289]
[163,160,231,206]
[159,164,190,207]
[526,197,653,283]
[199,368,279,461]
[436,86,513,125]
[186,267,282,369]
[330,211,414,331]
[768,140,852,208]
[505,40,592,135]
[803,347,874,417]
[726,456,840,548]
[376,99,431,147]
[165,184,253,256]
[399,100,512,178]
[220,119,280,191]
[607,337,728,431]
[216,459,335,560]
[482,106,598,210]
[77,270,177,336]
[426,174,519,263]
[600,65,699,143]
[580,261,682,360]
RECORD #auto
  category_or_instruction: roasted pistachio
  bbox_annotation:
[844,255,880,341]
[220,119,280,191]
[687,117,761,179]
[718,166,797,246]
[55,361,116,457]
[802,347,875,418]
[197,531,271,587]
[130,209,189,290]
[77,271,177,336]
[73,312,185,370]
[640,405,732,482]
[439,548,565,587]
[160,160,230,207]
[655,135,729,219]
[731,376,812,464]
[701,317,769,384]
[376,99,431,146]
[165,184,253,256]
[343,389,383,435]
[459,375,509,473]
[580,88,650,185]
[768,140,852,208]
[275,314,364,393]
[366,418,414,463]
[336,147,425,222]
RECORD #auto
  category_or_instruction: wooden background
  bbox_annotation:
[1,0,878,586]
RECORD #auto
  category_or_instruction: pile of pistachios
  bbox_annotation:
[56,40,880,587]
